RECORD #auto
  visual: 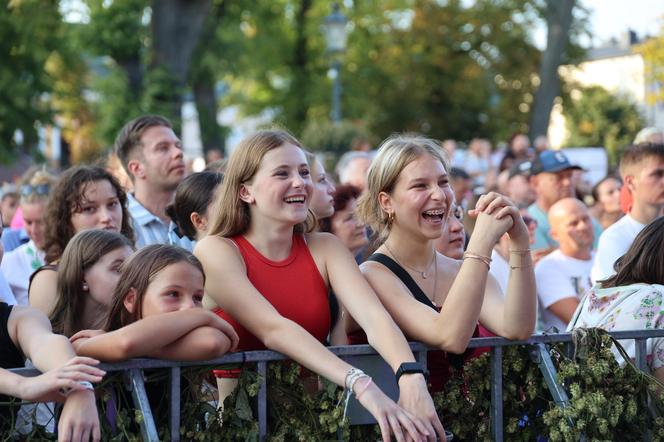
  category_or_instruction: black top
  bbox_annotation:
[0,302,27,427]
[0,302,24,369]
[366,253,472,391]
[366,253,437,309]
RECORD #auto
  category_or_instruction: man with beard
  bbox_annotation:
[527,150,601,254]
[115,115,190,248]
[535,198,594,332]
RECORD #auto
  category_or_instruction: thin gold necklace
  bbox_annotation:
[383,242,436,279]
[384,242,439,305]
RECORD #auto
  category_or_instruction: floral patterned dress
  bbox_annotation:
[568,283,664,371]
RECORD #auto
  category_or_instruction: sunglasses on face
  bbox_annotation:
[21,184,50,197]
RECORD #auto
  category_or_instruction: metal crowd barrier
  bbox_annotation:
[11,329,664,442]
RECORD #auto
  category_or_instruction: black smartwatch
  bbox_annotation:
[395,362,429,383]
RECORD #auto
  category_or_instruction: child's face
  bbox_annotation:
[84,245,133,307]
[141,262,204,317]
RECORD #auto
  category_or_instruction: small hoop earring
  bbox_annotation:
[387,211,395,227]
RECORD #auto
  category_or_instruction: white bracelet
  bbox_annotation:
[79,381,94,391]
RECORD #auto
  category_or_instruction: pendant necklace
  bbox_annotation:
[384,242,436,279]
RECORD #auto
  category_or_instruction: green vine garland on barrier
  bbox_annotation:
[3,329,664,441]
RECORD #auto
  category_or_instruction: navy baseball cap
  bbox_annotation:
[531,150,583,175]
[508,160,533,179]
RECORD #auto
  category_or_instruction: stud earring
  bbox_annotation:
[82,283,89,292]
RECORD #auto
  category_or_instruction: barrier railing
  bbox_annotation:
[11,329,664,442]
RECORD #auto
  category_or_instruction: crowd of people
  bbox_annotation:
[0,114,663,441]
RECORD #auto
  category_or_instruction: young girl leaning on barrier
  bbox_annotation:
[194,129,447,442]
[70,244,238,362]
[49,229,133,338]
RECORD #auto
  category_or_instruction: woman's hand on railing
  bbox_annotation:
[16,356,105,403]
[397,373,447,441]
[355,379,430,442]
[58,388,101,442]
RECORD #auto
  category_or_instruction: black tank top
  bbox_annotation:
[0,302,27,427]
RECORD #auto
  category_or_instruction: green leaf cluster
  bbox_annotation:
[562,84,644,166]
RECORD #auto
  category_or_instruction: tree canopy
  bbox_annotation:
[0,0,611,165]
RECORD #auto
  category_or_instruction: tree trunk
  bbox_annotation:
[117,58,143,97]
[193,73,225,155]
[190,0,227,155]
[286,0,312,132]
[529,0,575,140]
[150,0,212,126]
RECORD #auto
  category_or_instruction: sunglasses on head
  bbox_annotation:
[21,184,50,197]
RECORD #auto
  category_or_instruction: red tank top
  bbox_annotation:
[214,234,330,351]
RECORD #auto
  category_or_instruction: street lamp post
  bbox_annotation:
[322,4,348,124]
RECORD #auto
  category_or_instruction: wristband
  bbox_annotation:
[395,362,429,383]
[79,381,94,391]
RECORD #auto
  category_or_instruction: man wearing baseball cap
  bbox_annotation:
[506,159,536,208]
[527,150,602,253]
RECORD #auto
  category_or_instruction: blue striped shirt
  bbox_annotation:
[127,193,193,251]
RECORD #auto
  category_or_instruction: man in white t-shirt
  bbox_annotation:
[535,198,594,332]
[591,143,664,284]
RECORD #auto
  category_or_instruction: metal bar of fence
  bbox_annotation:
[126,368,159,442]
[533,343,571,409]
[491,346,503,442]
[635,339,648,372]
[170,366,181,442]
[12,330,664,378]
[257,361,268,442]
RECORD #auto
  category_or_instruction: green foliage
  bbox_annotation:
[219,362,349,441]
[0,0,63,161]
[543,329,664,442]
[436,329,664,441]
[435,346,549,441]
[300,119,374,159]
[3,331,663,441]
[637,23,664,107]
[562,85,644,166]
[217,0,547,142]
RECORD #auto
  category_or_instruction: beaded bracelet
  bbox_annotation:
[344,367,366,390]
[462,251,492,269]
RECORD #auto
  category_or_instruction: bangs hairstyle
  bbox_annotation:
[207,129,316,238]
[599,217,664,289]
[357,134,449,242]
[50,229,133,337]
[166,171,223,241]
[43,166,135,263]
[619,142,664,177]
[104,244,204,331]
